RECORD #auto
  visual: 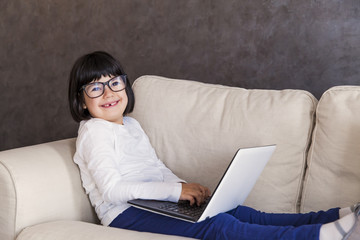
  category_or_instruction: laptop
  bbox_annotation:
[128,145,276,223]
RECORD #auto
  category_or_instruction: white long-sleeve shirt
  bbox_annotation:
[74,117,184,226]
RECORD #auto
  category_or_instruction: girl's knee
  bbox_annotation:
[209,213,237,228]
[202,213,242,240]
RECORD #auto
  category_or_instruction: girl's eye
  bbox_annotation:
[91,87,102,92]
[111,80,121,87]
[87,84,103,92]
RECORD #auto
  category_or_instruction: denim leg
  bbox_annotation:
[227,205,340,226]
[202,213,321,240]
[110,207,321,240]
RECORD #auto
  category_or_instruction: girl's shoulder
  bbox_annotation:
[79,117,142,133]
[80,118,113,129]
[78,117,143,136]
[76,119,117,155]
[123,116,142,128]
[123,117,147,135]
[78,118,115,137]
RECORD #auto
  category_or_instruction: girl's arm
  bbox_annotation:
[180,182,211,206]
[153,156,185,183]
[129,117,185,183]
[153,157,211,206]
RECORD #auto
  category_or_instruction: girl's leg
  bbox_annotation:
[227,205,339,226]
[110,207,321,240]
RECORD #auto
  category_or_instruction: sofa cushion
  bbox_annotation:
[301,86,360,212]
[17,221,195,240]
[130,75,317,213]
[0,139,97,240]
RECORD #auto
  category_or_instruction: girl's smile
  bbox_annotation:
[101,100,120,108]
[83,75,128,125]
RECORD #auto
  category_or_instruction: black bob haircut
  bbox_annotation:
[68,51,135,122]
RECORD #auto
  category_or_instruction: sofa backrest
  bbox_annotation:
[0,139,97,240]
[130,75,318,213]
[301,86,360,212]
[0,75,324,240]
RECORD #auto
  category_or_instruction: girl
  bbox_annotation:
[68,51,359,240]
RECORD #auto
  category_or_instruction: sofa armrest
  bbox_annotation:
[0,139,98,240]
[17,221,196,240]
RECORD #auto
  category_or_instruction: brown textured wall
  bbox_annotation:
[1,0,360,151]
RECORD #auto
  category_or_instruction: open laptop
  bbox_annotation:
[128,145,276,223]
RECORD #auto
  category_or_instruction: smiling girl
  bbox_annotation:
[68,51,359,240]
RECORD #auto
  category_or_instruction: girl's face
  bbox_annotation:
[83,75,128,125]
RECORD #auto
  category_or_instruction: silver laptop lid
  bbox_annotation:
[198,145,276,222]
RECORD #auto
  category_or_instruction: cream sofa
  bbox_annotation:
[1,75,360,240]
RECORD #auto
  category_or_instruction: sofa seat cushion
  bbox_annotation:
[17,221,195,240]
[130,75,317,213]
[301,86,360,212]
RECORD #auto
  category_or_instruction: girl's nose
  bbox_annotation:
[103,85,114,98]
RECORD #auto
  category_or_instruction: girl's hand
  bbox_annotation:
[180,183,211,206]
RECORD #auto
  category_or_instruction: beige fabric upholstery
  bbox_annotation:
[0,160,16,240]
[9,76,356,240]
[130,75,317,213]
[0,139,98,240]
[301,86,360,212]
[17,221,194,240]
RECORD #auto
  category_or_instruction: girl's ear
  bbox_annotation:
[83,103,87,109]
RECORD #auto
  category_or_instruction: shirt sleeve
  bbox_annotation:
[77,120,182,204]
[125,117,186,184]
[154,158,186,183]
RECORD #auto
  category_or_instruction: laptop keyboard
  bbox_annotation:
[159,200,209,218]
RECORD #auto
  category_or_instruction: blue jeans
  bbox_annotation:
[109,205,339,240]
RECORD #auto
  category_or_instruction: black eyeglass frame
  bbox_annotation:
[80,75,127,99]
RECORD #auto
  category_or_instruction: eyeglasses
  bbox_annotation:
[81,75,127,98]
